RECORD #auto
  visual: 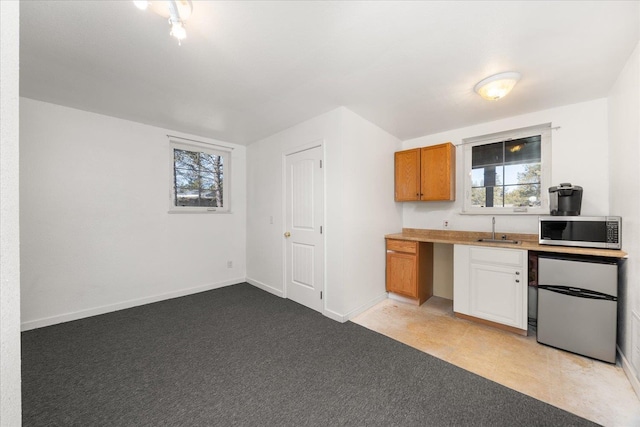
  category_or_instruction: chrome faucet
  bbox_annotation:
[492,216,496,240]
[477,216,518,243]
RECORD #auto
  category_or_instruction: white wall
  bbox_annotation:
[338,108,404,315]
[20,98,247,329]
[609,40,640,391]
[402,99,609,234]
[0,1,22,424]
[246,109,342,299]
[246,107,402,321]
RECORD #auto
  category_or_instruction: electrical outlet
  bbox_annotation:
[443,220,450,229]
[227,261,233,268]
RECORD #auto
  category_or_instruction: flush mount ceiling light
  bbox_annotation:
[133,1,193,45]
[474,72,521,101]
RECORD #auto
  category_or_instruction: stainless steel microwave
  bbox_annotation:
[538,216,621,250]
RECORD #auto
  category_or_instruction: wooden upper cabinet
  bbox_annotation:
[394,148,421,201]
[394,142,456,202]
[420,142,455,201]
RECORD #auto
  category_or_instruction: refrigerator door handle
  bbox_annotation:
[538,284,617,301]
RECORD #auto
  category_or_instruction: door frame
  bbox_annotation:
[281,140,325,314]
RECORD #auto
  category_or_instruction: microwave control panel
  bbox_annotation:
[606,221,619,243]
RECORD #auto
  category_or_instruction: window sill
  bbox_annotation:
[460,209,549,216]
[168,208,232,214]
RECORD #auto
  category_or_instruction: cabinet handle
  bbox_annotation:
[515,271,520,275]
[515,279,520,283]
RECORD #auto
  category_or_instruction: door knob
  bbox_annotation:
[284,232,291,238]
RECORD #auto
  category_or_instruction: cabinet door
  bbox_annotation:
[394,149,421,201]
[469,263,524,329]
[386,251,417,297]
[420,143,455,201]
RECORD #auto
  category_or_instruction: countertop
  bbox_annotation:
[386,228,628,258]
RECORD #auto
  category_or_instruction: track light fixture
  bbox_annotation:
[133,1,193,45]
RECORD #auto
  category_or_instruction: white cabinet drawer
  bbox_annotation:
[469,246,525,266]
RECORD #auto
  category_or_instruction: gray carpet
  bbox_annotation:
[22,283,597,426]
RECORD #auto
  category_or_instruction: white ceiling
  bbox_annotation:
[19,1,639,145]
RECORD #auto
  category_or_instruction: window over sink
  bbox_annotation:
[462,123,551,215]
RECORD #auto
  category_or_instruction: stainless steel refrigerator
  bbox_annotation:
[537,254,618,363]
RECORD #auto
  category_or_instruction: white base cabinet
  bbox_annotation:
[454,245,528,331]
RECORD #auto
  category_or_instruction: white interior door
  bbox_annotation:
[284,145,324,313]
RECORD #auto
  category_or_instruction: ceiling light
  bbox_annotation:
[474,72,521,101]
[161,0,192,21]
[133,1,149,10]
[170,21,187,41]
[133,0,193,45]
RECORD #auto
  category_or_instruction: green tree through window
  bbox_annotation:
[173,148,224,207]
[463,123,551,214]
[470,136,541,208]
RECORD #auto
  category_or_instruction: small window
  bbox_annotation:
[463,124,551,214]
[169,138,230,213]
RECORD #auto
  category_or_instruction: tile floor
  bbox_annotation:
[352,297,640,427]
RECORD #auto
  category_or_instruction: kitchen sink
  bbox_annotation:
[478,217,519,244]
[477,238,519,244]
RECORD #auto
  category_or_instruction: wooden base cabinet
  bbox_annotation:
[453,245,528,334]
[386,239,433,305]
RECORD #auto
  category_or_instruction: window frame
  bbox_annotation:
[168,137,231,214]
[462,123,552,215]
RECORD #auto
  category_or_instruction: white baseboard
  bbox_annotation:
[245,278,350,322]
[246,277,284,298]
[237,278,386,325]
[619,345,640,400]
[324,292,388,324]
[388,292,421,305]
[21,277,246,331]
[323,308,347,323]
[344,292,388,321]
